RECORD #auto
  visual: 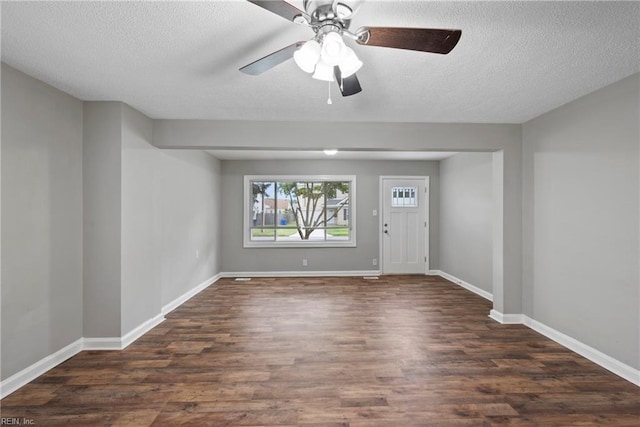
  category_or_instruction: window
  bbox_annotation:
[391,186,418,207]
[244,175,356,248]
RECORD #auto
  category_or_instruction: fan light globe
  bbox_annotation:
[320,32,346,66]
[294,40,321,73]
[312,59,335,82]
[338,47,363,78]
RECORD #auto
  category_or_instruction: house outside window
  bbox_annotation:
[244,175,356,248]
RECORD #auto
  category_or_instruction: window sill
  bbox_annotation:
[243,240,357,249]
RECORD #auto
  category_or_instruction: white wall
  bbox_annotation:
[439,153,493,293]
[523,72,640,369]
[220,160,439,273]
[1,64,83,379]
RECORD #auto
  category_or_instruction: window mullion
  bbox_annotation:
[245,175,354,247]
[274,181,278,240]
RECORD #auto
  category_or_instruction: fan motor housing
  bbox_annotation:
[304,0,352,29]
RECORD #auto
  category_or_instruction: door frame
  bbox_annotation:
[379,176,430,275]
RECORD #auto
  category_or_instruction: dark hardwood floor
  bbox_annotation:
[1,275,638,426]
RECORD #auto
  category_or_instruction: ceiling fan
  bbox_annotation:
[240,0,462,97]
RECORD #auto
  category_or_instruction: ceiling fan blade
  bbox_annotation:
[240,41,305,76]
[334,67,362,97]
[356,27,462,54]
[247,0,310,24]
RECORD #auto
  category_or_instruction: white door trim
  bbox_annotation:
[379,176,430,274]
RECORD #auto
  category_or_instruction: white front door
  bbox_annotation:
[381,177,429,274]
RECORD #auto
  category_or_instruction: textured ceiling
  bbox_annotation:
[2,1,639,124]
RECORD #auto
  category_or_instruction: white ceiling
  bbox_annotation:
[2,1,639,125]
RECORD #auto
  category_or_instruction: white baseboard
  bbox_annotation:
[2,312,166,398]
[162,273,221,315]
[0,338,83,399]
[488,309,525,324]
[82,337,122,351]
[83,313,166,350]
[435,270,493,301]
[522,316,640,387]
[5,275,636,400]
[220,270,381,278]
[0,274,222,399]
[488,310,639,387]
[121,313,165,348]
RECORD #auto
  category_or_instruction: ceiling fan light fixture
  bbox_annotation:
[320,31,346,66]
[242,0,463,98]
[338,47,362,77]
[312,59,335,82]
[293,39,321,73]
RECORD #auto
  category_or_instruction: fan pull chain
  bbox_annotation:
[327,82,332,105]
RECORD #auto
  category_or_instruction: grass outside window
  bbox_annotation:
[326,228,349,236]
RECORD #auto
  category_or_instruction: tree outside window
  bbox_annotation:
[244,175,356,248]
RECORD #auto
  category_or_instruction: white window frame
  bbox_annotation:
[243,175,357,248]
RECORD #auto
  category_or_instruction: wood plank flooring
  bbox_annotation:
[1,275,639,426]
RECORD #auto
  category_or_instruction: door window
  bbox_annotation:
[391,186,418,207]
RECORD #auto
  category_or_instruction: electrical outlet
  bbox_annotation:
[372,209,377,216]
[195,250,199,259]
[302,259,308,267]
[372,258,377,266]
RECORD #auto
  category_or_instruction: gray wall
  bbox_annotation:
[221,160,439,273]
[83,101,122,337]
[156,120,523,315]
[121,104,222,324]
[3,61,638,383]
[89,102,223,336]
[1,64,83,379]
[121,104,160,334]
[439,153,493,293]
[156,150,221,308]
[1,66,222,380]
[522,72,640,369]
